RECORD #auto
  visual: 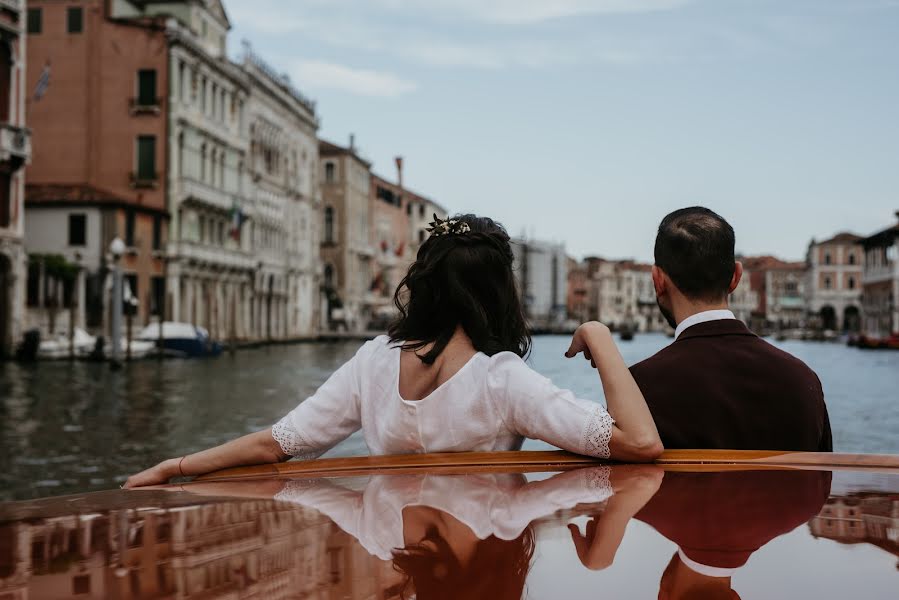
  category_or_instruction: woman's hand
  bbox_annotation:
[565,321,610,367]
[123,458,180,489]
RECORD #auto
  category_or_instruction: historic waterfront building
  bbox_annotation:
[0,1,30,356]
[241,45,320,340]
[25,0,167,339]
[586,258,668,333]
[163,2,255,343]
[729,257,760,326]
[858,212,899,338]
[566,257,589,323]
[742,256,808,329]
[805,233,863,331]
[25,0,321,345]
[320,138,374,331]
[512,238,567,331]
[369,173,413,321]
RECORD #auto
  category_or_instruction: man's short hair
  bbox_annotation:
[654,207,736,301]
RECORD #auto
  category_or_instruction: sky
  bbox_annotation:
[226,0,899,262]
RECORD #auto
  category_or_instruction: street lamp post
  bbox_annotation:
[109,237,125,368]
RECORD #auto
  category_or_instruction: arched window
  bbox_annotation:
[824,276,832,290]
[324,264,334,288]
[848,276,856,290]
[200,143,207,181]
[824,252,831,265]
[848,253,856,265]
[324,161,335,183]
[210,148,217,185]
[219,152,225,188]
[324,206,335,243]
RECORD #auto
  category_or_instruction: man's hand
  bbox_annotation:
[565,321,610,368]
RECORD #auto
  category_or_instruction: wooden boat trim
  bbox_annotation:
[195,449,899,482]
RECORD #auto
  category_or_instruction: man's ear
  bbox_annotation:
[728,261,744,295]
[652,265,667,297]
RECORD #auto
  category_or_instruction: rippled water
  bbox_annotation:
[1,334,897,501]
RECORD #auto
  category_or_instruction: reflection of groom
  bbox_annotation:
[636,469,832,600]
[630,207,832,452]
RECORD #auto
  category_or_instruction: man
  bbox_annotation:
[630,207,832,451]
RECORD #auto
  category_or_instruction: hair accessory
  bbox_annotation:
[426,214,471,237]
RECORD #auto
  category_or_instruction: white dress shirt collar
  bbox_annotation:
[674,309,737,341]
[677,548,739,578]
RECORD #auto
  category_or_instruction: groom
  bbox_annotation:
[630,207,832,452]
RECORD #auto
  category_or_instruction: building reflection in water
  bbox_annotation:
[4,467,894,599]
[810,492,899,570]
[0,496,402,599]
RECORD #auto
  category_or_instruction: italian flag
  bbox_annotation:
[230,203,246,241]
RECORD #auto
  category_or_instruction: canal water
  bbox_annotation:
[1,334,897,501]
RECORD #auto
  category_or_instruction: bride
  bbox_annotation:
[125,214,662,487]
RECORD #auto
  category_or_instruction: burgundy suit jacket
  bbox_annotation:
[636,469,832,568]
[630,319,832,452]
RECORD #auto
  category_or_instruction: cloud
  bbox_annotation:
[373,0,693,24]
[288,60,418,97]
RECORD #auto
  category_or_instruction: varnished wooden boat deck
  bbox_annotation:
[195,449,899,481]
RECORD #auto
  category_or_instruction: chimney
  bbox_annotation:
[395,156,404,191]
[349,134,355,151]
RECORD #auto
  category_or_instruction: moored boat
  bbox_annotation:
[137,321,223,358]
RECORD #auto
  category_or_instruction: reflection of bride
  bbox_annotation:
[185,465,663,600]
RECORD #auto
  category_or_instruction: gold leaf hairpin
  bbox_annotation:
[426,214,471,237]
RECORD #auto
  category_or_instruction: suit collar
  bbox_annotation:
[675,318,757,341]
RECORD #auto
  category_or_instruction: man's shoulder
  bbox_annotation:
[631,332,819,384]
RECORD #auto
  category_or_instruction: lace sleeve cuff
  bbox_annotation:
[271,415,326,460]
[581,405,615,459]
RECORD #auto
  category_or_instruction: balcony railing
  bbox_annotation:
[130,171,159,189]
[129,97,163,115]
[0,124,30,165]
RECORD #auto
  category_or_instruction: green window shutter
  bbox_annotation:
[27,8,42,34]
[138,70,157,106]
[137,136,156,180]
[67,7,83,34]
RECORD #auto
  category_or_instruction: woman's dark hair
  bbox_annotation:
[388,214,531,364]
[392,527,536,600]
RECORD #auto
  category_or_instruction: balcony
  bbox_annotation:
[0,124,30,166]
[0,0,21,14]
[181,177,233,212]
[175,241,256,271]
[129,97,163,116]
[130,171,159,189]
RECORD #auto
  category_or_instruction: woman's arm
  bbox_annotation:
[568,465,664,570]
[566,322,663,461]
[123,428,286,488]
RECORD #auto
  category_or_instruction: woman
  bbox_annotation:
[124,214,661,488]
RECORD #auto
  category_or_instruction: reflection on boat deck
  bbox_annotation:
[0,466,897,599]
[810,493,899,570]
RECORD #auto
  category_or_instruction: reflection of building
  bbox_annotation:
[858,212,899,338]
[513,238,567,331]
[0,1,30,357]
[810,492,899,570]
[0,495,403,599]
[805,233,863,331]
[320,138,374,331]
[25,0,168,336]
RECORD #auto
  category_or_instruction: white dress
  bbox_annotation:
[271,336,614,460]
[273,468,614,560]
